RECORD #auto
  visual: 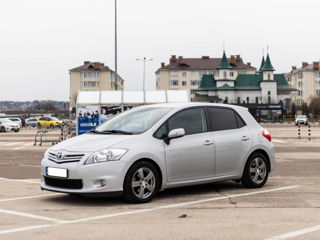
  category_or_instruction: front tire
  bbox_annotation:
[0,126,5,132]
[123,161,160,203]
[241,152,269,188]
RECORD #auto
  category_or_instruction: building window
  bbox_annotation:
[82,72,99,78]
[199,71,207,77]
[224,97,228,103]
[268,91,271,96]
[315,72,320,78]
[237,97,240,104]
[246,97,250,104]
[318,81,320,86]
[170,71,178,77]
[82,81,99,87]
[182,81,187,86]
[156,72,160,78]
[297,72,303,79]
[298,90,303,96]
[297,99,303,105]
[238,70,245,75]
[298,81,303,88]
[316,89,320,96]
[209,71,218,76]
[190,80,200,86]
[256,97,259,104]
[287,76,291,82]
[191,71,200,77]
[223,72,227,79]
[182,72,187,77]
[267,73,271,80]
[156,81,159,87]
[191,90,196,94]
[230,72,234,77]
[170,80,179,86]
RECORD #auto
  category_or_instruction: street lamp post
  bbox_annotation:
[136,57,153,104]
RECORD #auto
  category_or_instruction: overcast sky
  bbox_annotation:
[1,0,319,101]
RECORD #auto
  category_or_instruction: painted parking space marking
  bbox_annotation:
[0,185,299,236]
[0,177,41,184]
[0,208,65,223]
[0,193,61,203]
[272,139,285,143]
[13,142,34,150]
[265,224,320,240]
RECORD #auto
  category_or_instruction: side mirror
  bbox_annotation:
[163,128,185,145]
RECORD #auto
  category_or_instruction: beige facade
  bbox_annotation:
[156,55,256,99]
[69,61,124,110]
[286,62,320,106]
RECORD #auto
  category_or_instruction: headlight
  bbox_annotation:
[84,149,128,165]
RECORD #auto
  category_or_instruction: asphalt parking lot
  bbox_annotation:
[0,125,319,240]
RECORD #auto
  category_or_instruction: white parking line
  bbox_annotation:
[13,142,33,150]
[0,185,299,235]
[0,177,40,184]
[272,139,285,143]
[0,193,61,203]
[0,208,64,223]
[265,224,320,240]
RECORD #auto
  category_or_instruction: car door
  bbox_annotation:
[164,107,215,182]
[206,107,252,177]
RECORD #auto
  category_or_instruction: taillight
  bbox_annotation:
[262,129,271,142]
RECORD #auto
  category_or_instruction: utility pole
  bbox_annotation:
[136,57,153,104]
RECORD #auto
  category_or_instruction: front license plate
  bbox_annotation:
[46,167,68,178]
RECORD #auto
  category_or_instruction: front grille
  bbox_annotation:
[48,152,84,164]
[44,177,83,189]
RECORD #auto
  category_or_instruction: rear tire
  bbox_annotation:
[0,126,5,132]
[123,161,160,203]
[241,152,269,188]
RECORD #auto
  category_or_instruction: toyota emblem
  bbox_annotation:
[56,152,63,159]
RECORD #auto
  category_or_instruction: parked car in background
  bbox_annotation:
[41,103,274,203]
[0,118,20,132]
[295,115,308,125]
[26,118,38,127]
[8,118,22,128]
[38,117,63,128]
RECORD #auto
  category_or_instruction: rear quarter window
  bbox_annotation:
[206,107,245,131]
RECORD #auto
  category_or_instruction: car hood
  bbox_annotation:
[3,123,18,127]
[50,133,134,152]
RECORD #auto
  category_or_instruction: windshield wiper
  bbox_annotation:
[96,130,134,135]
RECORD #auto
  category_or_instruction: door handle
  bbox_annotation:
[203,140,214,146]
[241,136,250,141]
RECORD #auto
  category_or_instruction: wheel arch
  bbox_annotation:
[247,149,271,171]
[127,158,163,189]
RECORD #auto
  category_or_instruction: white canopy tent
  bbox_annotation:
[77,90,190,105]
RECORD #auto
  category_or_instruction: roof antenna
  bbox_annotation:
[223,42,225,52]
[266,45,269,54]
[262,48,264,57]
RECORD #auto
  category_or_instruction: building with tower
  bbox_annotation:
[155,54,256,100]
[194,51,296,122]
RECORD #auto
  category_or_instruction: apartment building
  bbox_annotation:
[285,61,320,106]
[155,54,256,99]
[69,61,124,111]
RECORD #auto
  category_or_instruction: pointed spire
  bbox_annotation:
[258,56,265,73]
[261,53,275,71]
[217,51,231,69]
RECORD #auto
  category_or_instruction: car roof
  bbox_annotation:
[135,102,248,111]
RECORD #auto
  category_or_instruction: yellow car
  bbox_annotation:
[37,117,63,128]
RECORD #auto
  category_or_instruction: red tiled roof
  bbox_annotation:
[157,57,256,72]
[69,61,110,71]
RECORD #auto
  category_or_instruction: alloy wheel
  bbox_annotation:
[249,157,267,184]
[131,167,156,199]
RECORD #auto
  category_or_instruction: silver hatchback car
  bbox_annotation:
[41,103,275,203]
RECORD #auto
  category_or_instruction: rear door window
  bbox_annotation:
[168,108,207,135]
[206,107,243,131]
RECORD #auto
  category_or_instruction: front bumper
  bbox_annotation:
[41,158,128,194]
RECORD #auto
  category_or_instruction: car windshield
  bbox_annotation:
[297,115,306,119]
[93,107,172,134]
[1,118,13,123]
[51,117,59,121]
